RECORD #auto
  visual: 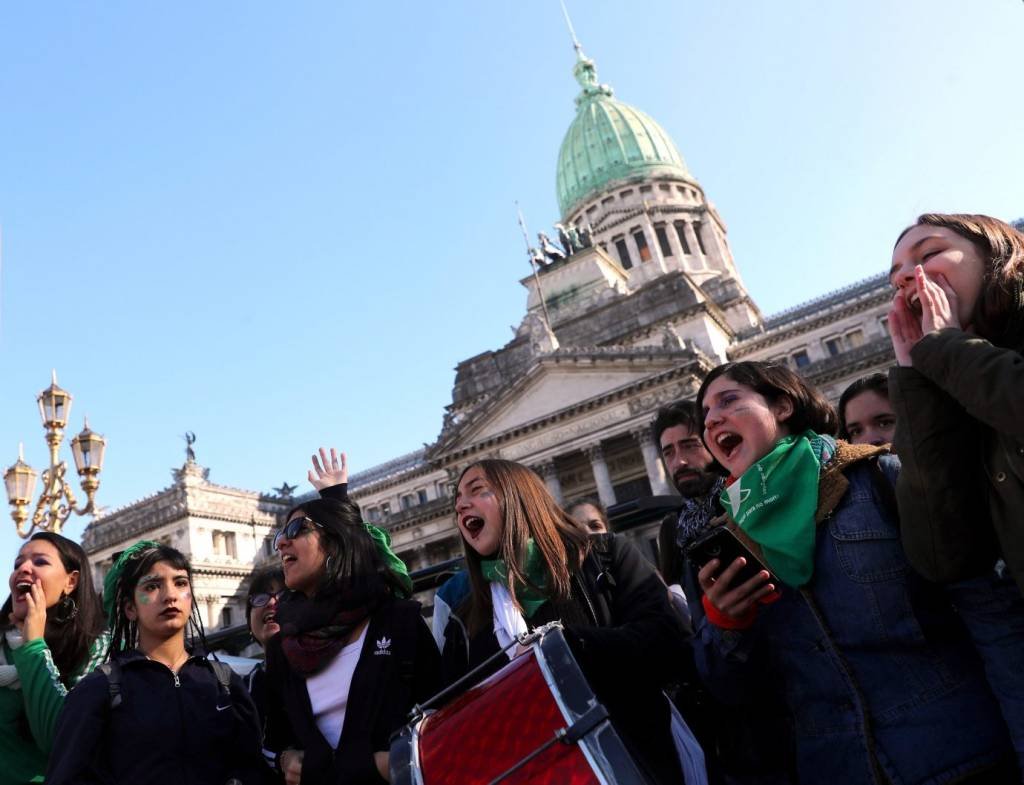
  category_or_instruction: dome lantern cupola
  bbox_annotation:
[555,45,691,220]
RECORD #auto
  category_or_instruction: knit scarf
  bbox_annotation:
[480,540,550,619]
[719,430,835,588]
[276,591,371,676]
[676,476,726,549]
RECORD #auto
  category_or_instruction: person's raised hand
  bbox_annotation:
[887,289,924,367]
[308,447,347,490]
[697,557,774,620]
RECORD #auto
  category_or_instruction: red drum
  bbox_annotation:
[390,623,647,785]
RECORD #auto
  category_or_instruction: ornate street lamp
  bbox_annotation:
[4,371,106,537]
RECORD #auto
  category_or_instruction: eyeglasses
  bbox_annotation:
[249,589,287,609]
[272,516,323,551]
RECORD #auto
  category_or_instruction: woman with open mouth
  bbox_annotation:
[0,532,106,785]
[440,459,690,785]
[887,212,1024,770]
[262,463,440,785]
[243,564,285,740]
[46,542,267,785]
[694,360,1018,784]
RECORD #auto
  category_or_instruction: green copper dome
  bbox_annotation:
[556,50,690,219]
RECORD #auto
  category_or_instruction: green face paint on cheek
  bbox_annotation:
[136,592,152,605]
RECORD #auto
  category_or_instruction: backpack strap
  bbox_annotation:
[208,658,235,701]
[98,661,122,709]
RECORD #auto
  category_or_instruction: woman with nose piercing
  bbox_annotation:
[262,458,440,785]
[693,360,1017,784]
[0,532,106,785]
[440,459,690,785]
[886,213,1024,770]
[46,541,267,785]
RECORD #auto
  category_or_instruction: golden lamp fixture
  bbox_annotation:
[4,371,107,537]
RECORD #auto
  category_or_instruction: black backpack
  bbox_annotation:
[98,657,234,709]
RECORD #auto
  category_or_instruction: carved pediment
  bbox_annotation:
[440,347,698,454]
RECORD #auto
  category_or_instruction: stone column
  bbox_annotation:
[631,427,672,496]
[683,220,704,269]
[664,219,687,266]
[534,459,564,504]
[584,444,617,507]
[642,214,669,274]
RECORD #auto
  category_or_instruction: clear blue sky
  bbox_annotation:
[2,1,1022,570]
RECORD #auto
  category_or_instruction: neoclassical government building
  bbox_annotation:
[83,42,901,629]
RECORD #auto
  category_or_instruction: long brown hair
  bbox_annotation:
[897,213,1024,342]
[457,459,590,635]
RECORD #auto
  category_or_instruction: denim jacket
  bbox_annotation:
[694,449,1014,785]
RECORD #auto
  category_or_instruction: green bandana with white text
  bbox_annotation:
[719,430,835,588]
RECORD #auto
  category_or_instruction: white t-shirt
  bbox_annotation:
[305,624,368,749]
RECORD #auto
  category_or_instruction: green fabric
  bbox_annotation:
[102,539,161,619]
[0,631,109,784]
[364,523,413,598]
[480,540,550,618]
[719,431,835,587]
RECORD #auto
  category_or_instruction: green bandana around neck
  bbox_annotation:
[480,540,550,618]
[719,430,835,588]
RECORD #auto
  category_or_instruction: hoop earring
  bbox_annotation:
[54,592,78,624]
[324,556,333,573]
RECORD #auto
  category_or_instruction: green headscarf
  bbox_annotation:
[480,540,550,618]
[102,540,161,621]
[719,431,835,587]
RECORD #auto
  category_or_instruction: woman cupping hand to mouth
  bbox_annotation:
[0,534,106,785]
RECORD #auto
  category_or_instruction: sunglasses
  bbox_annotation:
[273,515,323,551]
[249,589,287,609]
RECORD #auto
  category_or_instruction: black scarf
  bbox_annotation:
[276,590,373,676]
[675,476,726,550]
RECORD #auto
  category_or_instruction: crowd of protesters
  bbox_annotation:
[2,212,1022,784]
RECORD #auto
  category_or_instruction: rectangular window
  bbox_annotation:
[673,222,691,254]
[614,237,633,269]
[792,350,811,368]
[417,489,428,505]
[381,502,391,517]
[619,189,634,199]
[845,329,865,348]
[639,185,652,194]
[401,495,414,510]
[601,196,615,207]
[692,221,708,255]
[655,225,673,257]
[879,317,889,335]
[824,337,842,357]
[225,532,237,559]
[632,230,652,262]
[220,606,233,627]
[586,205,598,217]
[367,506,380,522]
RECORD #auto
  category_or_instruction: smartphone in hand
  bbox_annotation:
[685,526,777,588]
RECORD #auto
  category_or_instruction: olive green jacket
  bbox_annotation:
[889,327,1024,593]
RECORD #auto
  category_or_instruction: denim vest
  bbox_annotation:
[696,456,1012,785]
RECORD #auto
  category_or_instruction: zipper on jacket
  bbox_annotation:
[173,671,180,687]
[573,573,600,626]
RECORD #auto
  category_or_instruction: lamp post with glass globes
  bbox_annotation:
[3,371,107,538]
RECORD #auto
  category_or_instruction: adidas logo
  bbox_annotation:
[374,636,392,656]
